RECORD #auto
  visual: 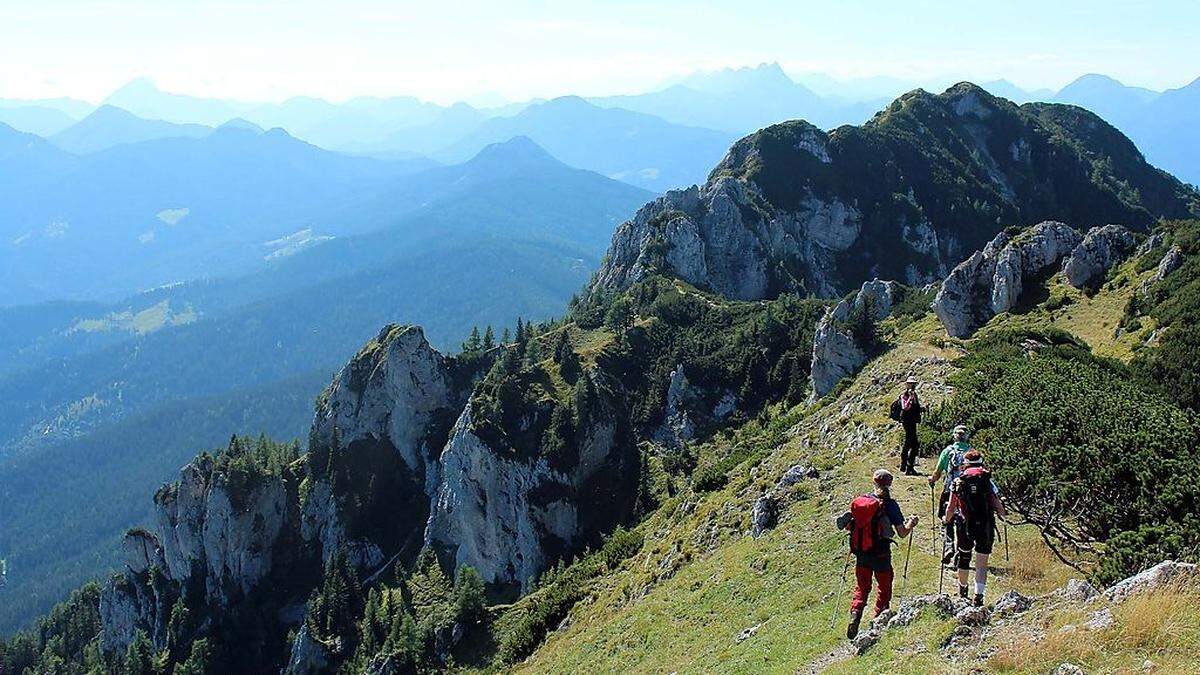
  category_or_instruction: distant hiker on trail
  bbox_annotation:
[889,376,924,475]
[835,469,919,639]
[928,425,972,565]
[943,449,1006,606]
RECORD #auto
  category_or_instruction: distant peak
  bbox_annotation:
[468,135,560,168]
[87,104,139,119]
[543,95,594,110]
[217,117,265,133]
[110,77,161,95]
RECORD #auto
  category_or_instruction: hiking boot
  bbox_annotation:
[958,585,968,599]
[973,593,984,607]
[846,609,863,639]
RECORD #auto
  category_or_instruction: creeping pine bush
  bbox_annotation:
[927,329,1200,585]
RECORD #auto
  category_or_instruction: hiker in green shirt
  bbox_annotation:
[927,425,971,565]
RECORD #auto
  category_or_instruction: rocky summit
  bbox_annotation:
[593,83,1197,301]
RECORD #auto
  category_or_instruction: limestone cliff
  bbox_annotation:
[809,279,901,397]
[933,221,1083,337]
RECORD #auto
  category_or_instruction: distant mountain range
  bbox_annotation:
[49,105,212,154]
[2,66,1197,188]
[432,96,736,191]
[0,121,432,305]
[591,62,882,133]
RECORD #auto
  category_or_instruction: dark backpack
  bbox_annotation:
[889,399,902,422]
[954,467,994,525]
[848,494,887,554]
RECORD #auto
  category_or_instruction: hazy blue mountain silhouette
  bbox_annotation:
[50,105,212,154]
[0,124,432,305]
[592,63,883,133]
[435,96,735,191]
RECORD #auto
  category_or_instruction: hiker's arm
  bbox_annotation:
[943,493,960,524]
[896,515,919,537]
[989,492,1006,518]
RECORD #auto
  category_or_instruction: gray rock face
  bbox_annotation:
[425,400,622,590]
[283,624,330,675]
[933,221,1083,337]
[653,365,698,449]
[810,279,899,397]
[652,364,737,449]
[1056,578,1100,603]
[591,175,867,301]
[750,493,777,538]
[121,529,165,574]
[1151,245,1183,285]
[302,325,460,567]
[99,574,166,654]
[153,455,287,607]
[1063,224,1137,289]
[102,437,291,653]
[993,589,1033,616]
[1104,560,1197,604]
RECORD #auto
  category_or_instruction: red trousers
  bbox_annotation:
[850,565,894,615]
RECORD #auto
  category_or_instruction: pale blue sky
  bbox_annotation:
[2,0,1196,103]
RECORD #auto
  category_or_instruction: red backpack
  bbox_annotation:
[848,494,886,554]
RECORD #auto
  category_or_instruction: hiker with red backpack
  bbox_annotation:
[835,469,919,639]
[943,449,1006,606]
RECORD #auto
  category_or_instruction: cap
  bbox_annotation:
[873,469,894,486]
[963,449,984,466]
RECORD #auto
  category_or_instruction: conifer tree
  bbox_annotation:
[482,325,495,350]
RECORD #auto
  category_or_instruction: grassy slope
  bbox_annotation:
[502,266,1198,673]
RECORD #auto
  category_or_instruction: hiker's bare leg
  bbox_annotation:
[974,552,989,596]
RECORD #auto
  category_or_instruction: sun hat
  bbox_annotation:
[905,376,918,384]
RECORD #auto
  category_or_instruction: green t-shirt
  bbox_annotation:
[936,441,971,488]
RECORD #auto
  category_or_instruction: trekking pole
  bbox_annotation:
[901,530,914,598]
[1004,522,1010,563]
[830,546,852,628]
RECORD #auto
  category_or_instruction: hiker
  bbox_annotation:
[943,449,1006,606]
[928,425,972,565]
[889,376,924,475]
[835,469,919,639]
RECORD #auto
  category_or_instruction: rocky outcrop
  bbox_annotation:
[302,325,461,567]
[100,449,291,652]
[1062,224,1137,289]
[1103,560,1197,603]
[1147,245,1183,289]
[425,392,634,591]
[933,222,1083,337]
[98,571,170,654]
[652,364,736,449]
[591,176,859,300]
[154,454,288,606]
[283,624,330,675]
[810,279,900,397]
